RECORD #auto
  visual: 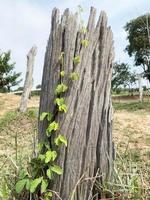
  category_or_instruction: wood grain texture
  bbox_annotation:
[19,46,37,112]
[39,7,114,200]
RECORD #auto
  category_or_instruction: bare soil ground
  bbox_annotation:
[0,93,39,117]
[114,110,150,163]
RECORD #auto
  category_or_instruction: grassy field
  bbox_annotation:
[0,93,150,199]
[112,102,150,199]
[0,93,39,117]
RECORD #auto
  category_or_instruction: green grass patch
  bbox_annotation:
[0,109,38,199]
[101,147,150,199]
[113,101,150,112]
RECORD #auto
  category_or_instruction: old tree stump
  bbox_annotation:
[39,7,114,200]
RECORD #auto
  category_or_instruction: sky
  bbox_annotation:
[0,0,150,88]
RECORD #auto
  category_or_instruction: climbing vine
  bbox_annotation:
[15,11,89,199]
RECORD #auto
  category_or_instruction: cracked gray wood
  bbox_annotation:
[19,46,37,112]
[39,7,114,200]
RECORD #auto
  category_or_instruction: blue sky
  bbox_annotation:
[0,0,149,88]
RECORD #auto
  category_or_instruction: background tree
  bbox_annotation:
[15,86,24,91]
[112,62,136,92]
[36,84,41,89]
[124,14,150,81]
[0,51,22,92]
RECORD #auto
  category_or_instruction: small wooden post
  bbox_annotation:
[19,46,37,112]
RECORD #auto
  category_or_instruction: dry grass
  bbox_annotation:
[0,94,39,175]
[0,111,37,163]
[0,93,39,171]
[0,94,150,199]
[113,110,150,163]
[112,108,150,199]
[0,93,39,117]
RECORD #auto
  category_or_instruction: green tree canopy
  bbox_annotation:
[36,84,41,89]
[0,51,22,92]
[124,14,150,81]
[112,62,136,91]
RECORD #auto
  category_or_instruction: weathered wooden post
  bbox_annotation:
[19,46,37,112]
[39,7,114,199]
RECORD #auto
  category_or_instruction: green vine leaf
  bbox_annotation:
[38,154,45,161]
[73,56,80,65]
[16,179,27,194]
[55,84,68,95]
[54,135,67,147]
[60,71,65,77]
[41,179,48,193]
[59,104,67,113]
[54,98,65,106]
[46,121,59,136]
[30,177,43,193]
[44,191,53,199]
[18,169,28,179]
[81,39,89,47]
[25,179,30,190]
[45,150,57,163]
[38,141,50,151]
[46,169,52,179]
[50,165,63,175]
[70,72,80,80]
[54,98,67,113]
[47,113,53,121]
[40,112,53,121]
[40,112,48,121]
